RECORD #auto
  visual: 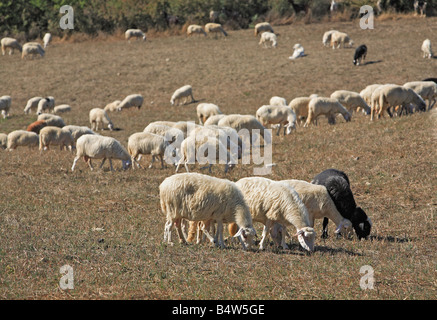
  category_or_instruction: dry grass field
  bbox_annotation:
[0,16,436,300]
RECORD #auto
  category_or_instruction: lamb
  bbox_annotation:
[7,130,39,150]
[170,85,195,106]
[353,44,367,65]
[53,104,71,114]
[0,133,7,149]
[117,94,143,111]
[187,25,207,37]
[311,168,372,240]
[421,39,432,59]
[304,97,351,127]
[43,33,52,48]
[196,103,222,124]
[322,30,338,47]
[104,100,121,112]
[159,172,257,249]
[39,126,75,151]
[127,132,170,169]
[36,96,55,115]
[259,32,277,48]
[0,95,11,119]
[1,37,22,55]
[22,42,45,59]
[125,29,146,42]
[330,31,354,49]
[27,120,48,134]
[89,108,114,131]
[203,114,226,126]
[289,44,305,60]
[235,177,316,252]
[330,90,371,114]
[71,134,131,171]
[204,23,228,37]
[37,113,65,128]
[255,105,296,135]
[403,81,437,111]
[23,96,43,114]
[62,125,96,142]
[254,22,274,36]
[269,96,287,106]
[217,114,272,145]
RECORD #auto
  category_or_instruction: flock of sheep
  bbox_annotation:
[0,21,435,254]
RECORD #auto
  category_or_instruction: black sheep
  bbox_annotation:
[353,44,367,66]
[311,169,372,239]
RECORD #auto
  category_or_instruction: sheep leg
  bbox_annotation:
[87,159,94,171]
[164,220,174,244]
[159,155,165,169]
[99,158,106,169]
[214,220,225,249]
[200,223,216,244]
[259,220,273,250]
[321,217,329,238]
[71,156,80,171]
[149,155,155,168]
[276,125,281,136]
[174,218,187,244]
[109,159,114,171]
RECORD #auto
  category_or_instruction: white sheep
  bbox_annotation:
[217,114,272,145]
[359,84,383,107]
[39,126,75,151]
[1,37,22,55]
[259,32,277,48]
[289,44,305,60]
[288,96,317,125]
[322,30,338,47]
[203,114,226,126]
[104,100,122,112]
[117,94,143,111]
[37,113,65,127]
[235,176,316,252]
[330,90,371,114]
[22,42,45,59]
[89,108,114,131]
[204,23,228,37]
[53,104,71,114]
[7,130,39,150]
[403,81,437,110]
[62,125,96,142]
[125,29,146,42]
[43,33,52,48]
[0,95,11,119]
[187,25,207,37]
[269,96,287,106]
[23,96,43,114]
[196,103,222,124]
[330,31,354,49]
[421,39,433,59]
[71,134,131,171]
[256,105,296,135]
[304,97,351,127]
[170,85,195,106]
[127,132,170,169]
[0,133,8,149]
[159,172,257,249]
[36,96,55,115]
[254,22,274,36]
[144,123,185,156]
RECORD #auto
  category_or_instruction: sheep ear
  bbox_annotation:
[233,227,244,238]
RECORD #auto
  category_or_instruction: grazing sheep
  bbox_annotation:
[170,85,195,106]
[196,103,222,124]
[414,0,427,16]
[27,120,48,134]
[217,114,272,145]
[203,114,226,126]
[62,125,96,142]
[104,100,121,112]
[0,133,8,149]
[89,108,114,131]
[359,84,383,107]
[312,168,372,240]
[259,32,277,48]
[235,177,316,252]
[205,23,228,37]
[144,123,184,159]
[36,96,55,115]
[403,81,437,110]
[421,39,432,59]
[53,104,71,114]
[304,97,351,127]
[159,172,257,249]
[37,113,65,128]
[22,42,45,59]
[353,44,367,65]
[23,96,43,114]
[289,44,305,60]
[39,126,75,151]
[71,134,131,171]
[330,90,371,114]
[7,130,39,150]
[0,95,11,119]
[128,132,170,169]
[288,96,318,125]
[269,96,287,106]
[322,30,338,47]
[43,33,52,48]
[125,29,146,42]
[117,94,143,111]
[187,25,207,36]
[256,105,296,135]
[331,31,354,49]
[254,22,274,36]
[1,37,22,55]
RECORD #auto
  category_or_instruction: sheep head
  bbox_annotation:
[295,227,316,252]
[234,226,257,250]
[351,207,372,240]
